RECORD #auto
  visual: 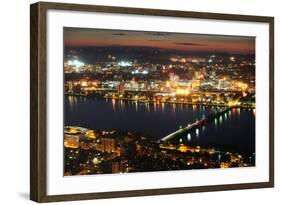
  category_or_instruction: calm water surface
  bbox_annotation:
[65,96,255,154]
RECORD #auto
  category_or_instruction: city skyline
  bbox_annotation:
[63,27,256,176]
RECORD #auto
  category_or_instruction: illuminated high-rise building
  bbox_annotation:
[63,126,88,148]
[169,73,179,86]
[118,81,125,95]
[101,137,116,153]
[64,135,80,148]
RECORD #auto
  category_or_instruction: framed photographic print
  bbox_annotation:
[30,2,274,202]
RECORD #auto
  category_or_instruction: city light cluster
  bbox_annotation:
[63,51,256,176]
[67,59,85,68]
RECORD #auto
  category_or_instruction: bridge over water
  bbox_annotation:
[158,106,233,142]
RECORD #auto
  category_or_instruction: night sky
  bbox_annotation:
[64,27,255,55]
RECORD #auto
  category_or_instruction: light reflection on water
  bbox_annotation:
[161,103,165,112]
[108,99,230,116]
[94,97,242,140]
[67,95,77,112]
[185,111,233,140]
[112,99,116,111]
[65,96,255,154]
[224,112,228,120]
[135,101,138,112]
[187,133,191,141]
[120,99,124,111]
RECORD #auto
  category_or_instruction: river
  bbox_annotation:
[64,95,255,155]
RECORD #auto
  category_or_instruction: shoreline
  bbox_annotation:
[65,93,255,109]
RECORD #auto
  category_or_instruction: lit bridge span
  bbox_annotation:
[158,106,233,142]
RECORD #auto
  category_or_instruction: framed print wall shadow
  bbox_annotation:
[30,1,274,202]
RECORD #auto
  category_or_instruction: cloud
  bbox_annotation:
[112,33,127,36]
[174,42,206,46]
[150,32,171,36]
[147,39,165,42]
[64,27,81,33]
